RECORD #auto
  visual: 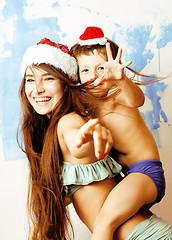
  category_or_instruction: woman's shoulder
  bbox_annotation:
[58,112,87,135]
[59,112,86,125]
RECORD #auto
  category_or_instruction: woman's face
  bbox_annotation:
[25,66,64,117]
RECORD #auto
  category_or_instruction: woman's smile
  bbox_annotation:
[25,67,64,115]
[34,96,51,104]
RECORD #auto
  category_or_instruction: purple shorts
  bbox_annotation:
[127,159,166,204]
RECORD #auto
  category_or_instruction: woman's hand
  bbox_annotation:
[93,42,132,87]
[75,118,113,160]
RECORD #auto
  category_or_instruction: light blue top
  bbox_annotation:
[61,155,122,198]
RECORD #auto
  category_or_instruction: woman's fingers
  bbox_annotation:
[103,129,113,157]
[75,118,100,148]
[93,124,113,160]
[76,119,113,160]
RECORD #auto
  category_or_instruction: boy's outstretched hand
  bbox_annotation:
[93,42,132,87]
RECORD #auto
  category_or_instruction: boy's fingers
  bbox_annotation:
[93,76,104,86]
[115,47,122,62]
[106,42,113,61]
[122,60,132,68]
[93,49,106,63]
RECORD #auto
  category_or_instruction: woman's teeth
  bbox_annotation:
[35,97,51,102]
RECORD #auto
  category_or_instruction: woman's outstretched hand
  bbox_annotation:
[75,118,113,160]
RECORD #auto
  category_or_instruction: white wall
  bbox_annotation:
[0,0,171,239]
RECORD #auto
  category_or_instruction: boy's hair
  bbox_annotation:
[71,38,118,59]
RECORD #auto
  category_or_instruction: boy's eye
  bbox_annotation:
[98,66,104,71]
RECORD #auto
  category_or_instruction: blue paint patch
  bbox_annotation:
[144,81,168,130]
[124,25,154,72]
[160,109,168,123]
[52,1,59,8]
[80,6,91,12]
[118,24,170,147]
[149,35,156,43]
[141,110,161,147]
[157,24,172,49]
[3,0,22,18]
[111,31,116,43]
[62,32,67,38]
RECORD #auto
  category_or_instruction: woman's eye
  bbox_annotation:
[81,69,89,73]
[25,79,34,83]
[45,77,54,81]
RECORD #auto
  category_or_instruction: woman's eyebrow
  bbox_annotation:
[25,73,51,77]
[42,73,52,76]
[25,74,33,77]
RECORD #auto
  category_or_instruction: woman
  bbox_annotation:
[18,38,116,240]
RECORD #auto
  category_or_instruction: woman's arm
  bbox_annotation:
[58,113,113,160]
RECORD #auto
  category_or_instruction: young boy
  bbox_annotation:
[71,26,166,239]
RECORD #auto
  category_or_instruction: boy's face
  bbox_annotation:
[77,52,106,84]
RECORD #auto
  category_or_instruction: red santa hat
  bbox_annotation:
[78,26,107,46]
[21,38,77,81]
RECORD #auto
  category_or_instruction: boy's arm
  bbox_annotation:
[114,74,145,108]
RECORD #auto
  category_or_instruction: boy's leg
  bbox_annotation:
[91,172,157,240]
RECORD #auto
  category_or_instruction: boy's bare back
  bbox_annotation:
[97,91,160,169]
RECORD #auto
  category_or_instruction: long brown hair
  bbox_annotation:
[17,64,96,240]
[71,38,165,85]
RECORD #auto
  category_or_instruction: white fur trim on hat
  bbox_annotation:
[78,37,107,46]
[21,44,77,81]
